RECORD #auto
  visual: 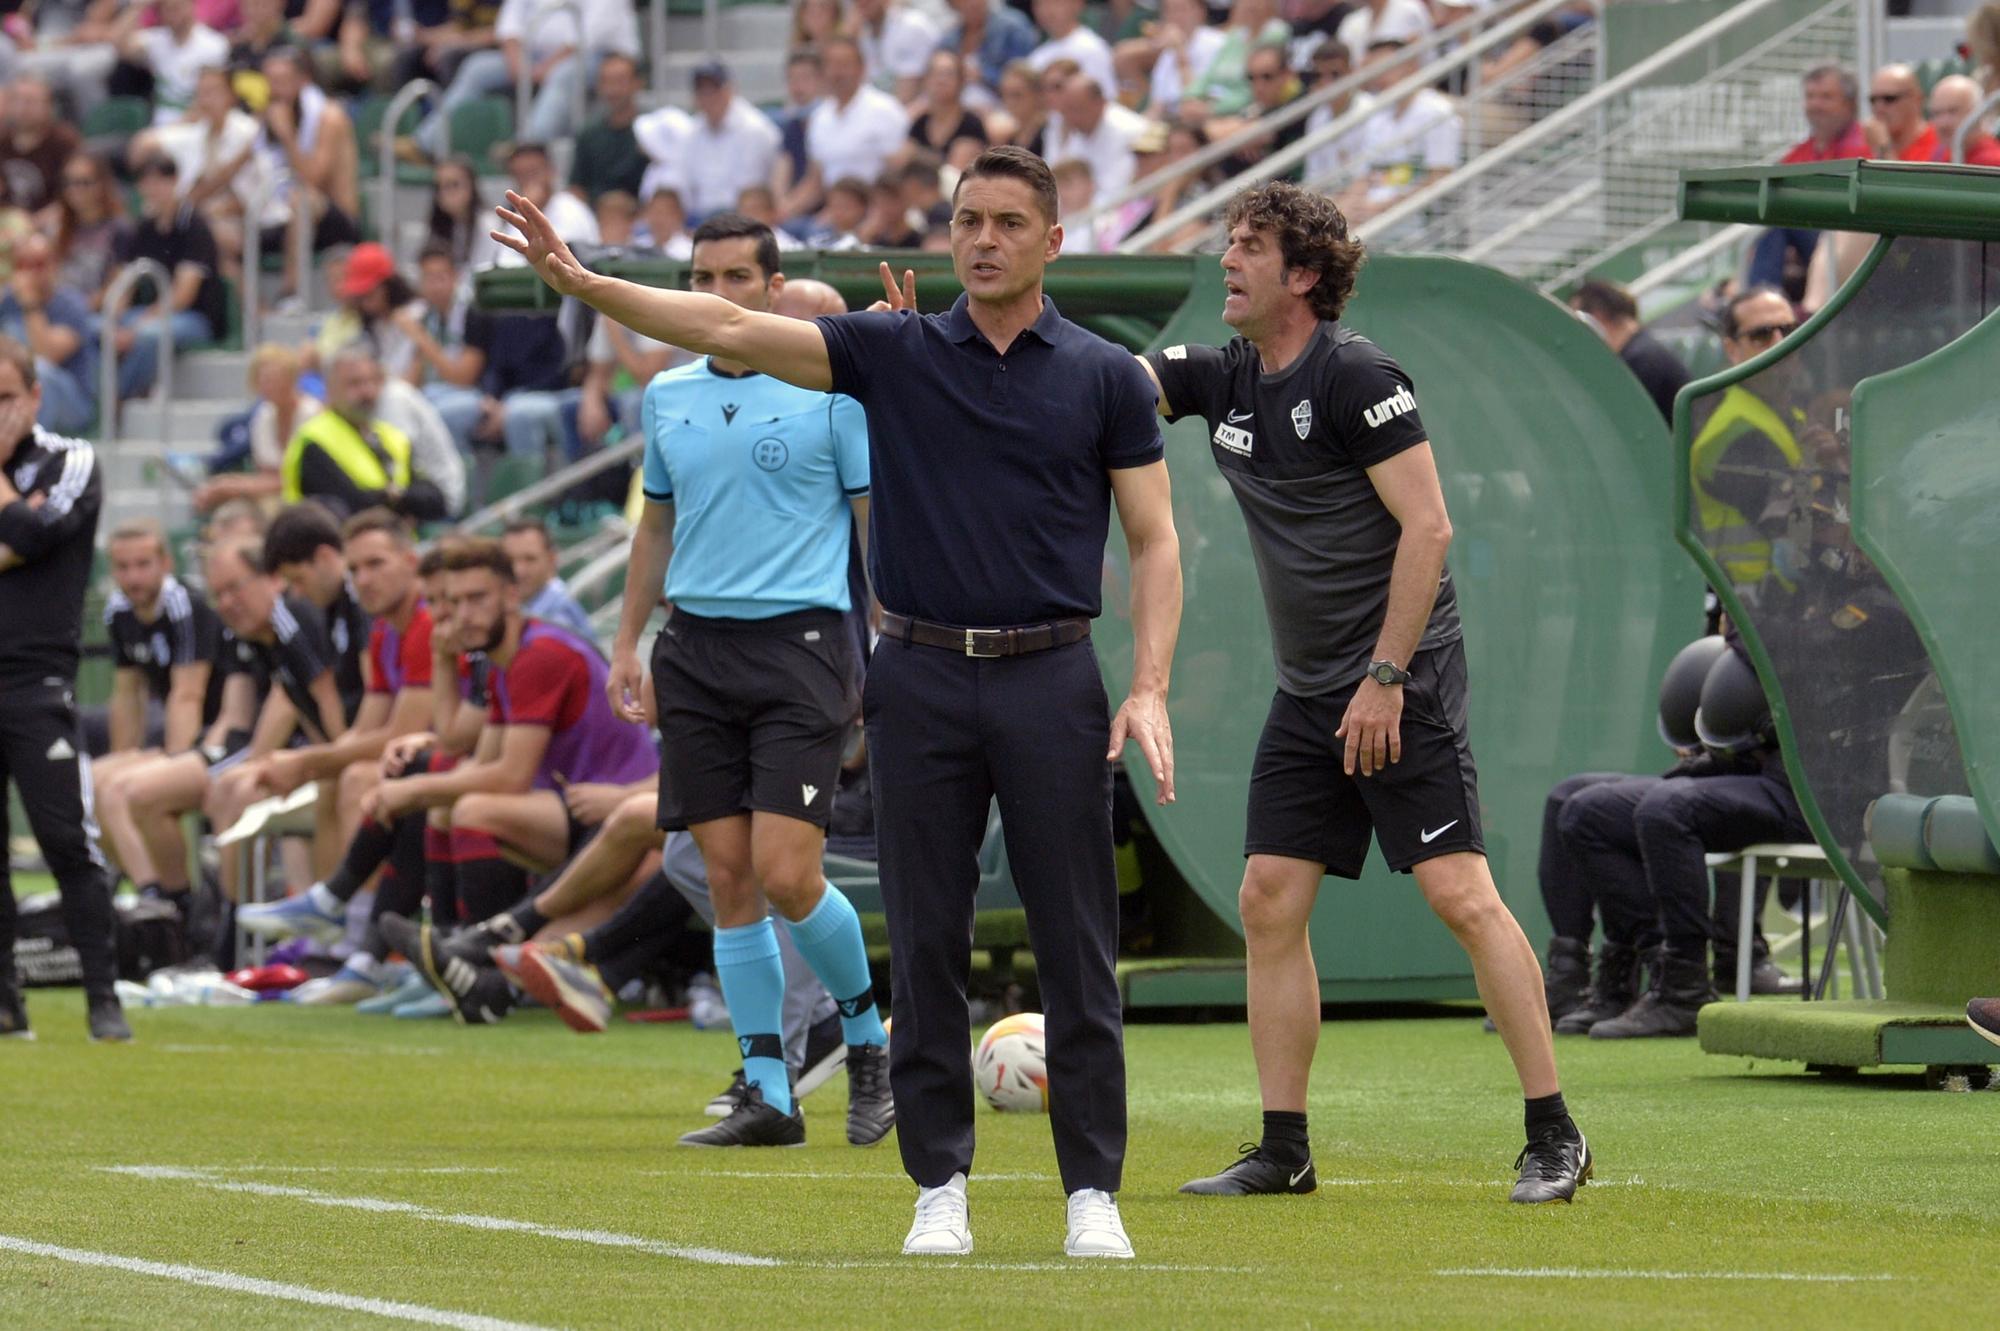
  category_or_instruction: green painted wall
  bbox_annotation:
[1095,257,1704,990]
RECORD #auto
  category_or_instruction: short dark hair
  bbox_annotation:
[418,544,451,577]
[689,211,782,280]
[0,334,36,389]
[789,48,823,71]
[827,176,871,208]
[501,517,555,550]
[1570,278,1638,325]
[416,241,457,267]
[263,502,344,571]
[509,141,550,165]
[1223,181,1365,321]
[1721,285,1791,338]
[953,144,1059,225]
[441,537,514,582]
[342,506,412,547]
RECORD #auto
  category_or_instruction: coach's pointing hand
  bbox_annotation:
[492,191,592,298]
[1109,690,1175,804]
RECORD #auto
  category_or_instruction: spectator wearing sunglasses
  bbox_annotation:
[1862,63,1937,161]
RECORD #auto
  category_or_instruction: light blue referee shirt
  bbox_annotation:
[640,358,870,619]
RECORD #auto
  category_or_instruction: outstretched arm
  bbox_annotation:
[492,192,835,391]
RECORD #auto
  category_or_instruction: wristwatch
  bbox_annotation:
[1367,659,1411,687]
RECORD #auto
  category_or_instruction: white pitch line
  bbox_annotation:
[0,1234,558,1331]
[102,1167,774,1268]
[649,1170,1055,1182]
[210,1166,514,1176]
[1436,1268,1896,1283]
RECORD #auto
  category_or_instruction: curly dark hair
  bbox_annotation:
[1223,182,1365,321]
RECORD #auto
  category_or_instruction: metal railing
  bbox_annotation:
[240,174,276,353]
[1955,88,2000,162]
[1628,222,1754,300]
[650,0,670,97]
[98,258,174,448]
[1116,0,1589,253]
[454,435,643,534]
[1077,0,1565,239]
[517,1,588,142]
[377,78,437,265]
[1355,0,1860,293]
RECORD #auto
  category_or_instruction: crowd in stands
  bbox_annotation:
[1,0,1996,513]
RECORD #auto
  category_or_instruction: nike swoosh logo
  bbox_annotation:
[1420,820,1459,844]
[1290,1162,1312,1186]
[1226,409,1254,423]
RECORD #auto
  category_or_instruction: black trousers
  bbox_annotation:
[1560,771,1809,954]
[865,636,1125,1194]
[0,675,118,990]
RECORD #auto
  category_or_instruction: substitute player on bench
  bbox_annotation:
[1142,183,1590,1204]
[600,211,893,1149]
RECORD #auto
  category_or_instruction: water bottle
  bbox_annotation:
[687,974,730,1030]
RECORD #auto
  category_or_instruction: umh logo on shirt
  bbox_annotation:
[1363,386,1416,430]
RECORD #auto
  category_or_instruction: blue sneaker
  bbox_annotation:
[238,888,347,945]
[357,970,431,1015]
[288,963,383,1006]
[393,991,453,1020]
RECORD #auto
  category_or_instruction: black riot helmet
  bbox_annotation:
[1658,635,1729,749]
[1694,647,1775,755]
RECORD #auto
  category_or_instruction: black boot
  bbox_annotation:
[86,986,132,1042]
[1553,941,1643,1035]
[1589,947,1716,1039]
[0,966,28,1040]
[1544,936,1591,1021]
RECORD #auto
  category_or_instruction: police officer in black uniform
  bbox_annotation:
[494,146,1182,1260]
[0,337,130,1041]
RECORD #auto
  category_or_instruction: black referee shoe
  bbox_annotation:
[1511,1129,1591,1204]
[845,1043,895,1147]
[678,1086,806,1148]
[1179,1144,1317,1196]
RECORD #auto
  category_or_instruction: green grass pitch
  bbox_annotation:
[1,993,1996,1329]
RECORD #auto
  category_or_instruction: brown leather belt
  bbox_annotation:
[881,611,1090,658]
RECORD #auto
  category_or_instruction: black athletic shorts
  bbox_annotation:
[651,607,858,833]
[1244,637,1484,877]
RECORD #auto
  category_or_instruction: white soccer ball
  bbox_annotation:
[973,1012,1048,1113]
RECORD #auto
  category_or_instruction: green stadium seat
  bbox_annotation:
[485,453,543,504]
[1914,57,1972,96]
[445,96,515,171]
[83,96,152,142]
[353,94,427,177]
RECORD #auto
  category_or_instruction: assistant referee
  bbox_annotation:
[0,337,129,1042]
[496,146,1182,1260]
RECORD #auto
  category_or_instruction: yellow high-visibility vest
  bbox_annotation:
[281,408,413,504]
[1690,385,1804,585]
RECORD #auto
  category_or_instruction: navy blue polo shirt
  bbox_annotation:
[815,295,1163,626]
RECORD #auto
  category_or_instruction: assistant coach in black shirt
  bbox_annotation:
[1141,184,1588,1205]
[0,338,129,1042]
[496,147,1182,1260]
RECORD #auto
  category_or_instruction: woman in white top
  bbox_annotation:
[132,66,272,279]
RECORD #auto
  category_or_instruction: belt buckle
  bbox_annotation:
[964,628,1005,658]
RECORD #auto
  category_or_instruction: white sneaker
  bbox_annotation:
[1064,1188,1134,1259]
[903,1172,972,1255]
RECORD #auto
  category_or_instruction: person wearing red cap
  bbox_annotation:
[310,241,419,373]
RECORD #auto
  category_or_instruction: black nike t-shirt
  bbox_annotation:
[325,581,371,723]
[1146,321,1461,696]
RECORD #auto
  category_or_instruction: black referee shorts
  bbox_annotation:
[1244,637,1484,877]
[651,608,858,833]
